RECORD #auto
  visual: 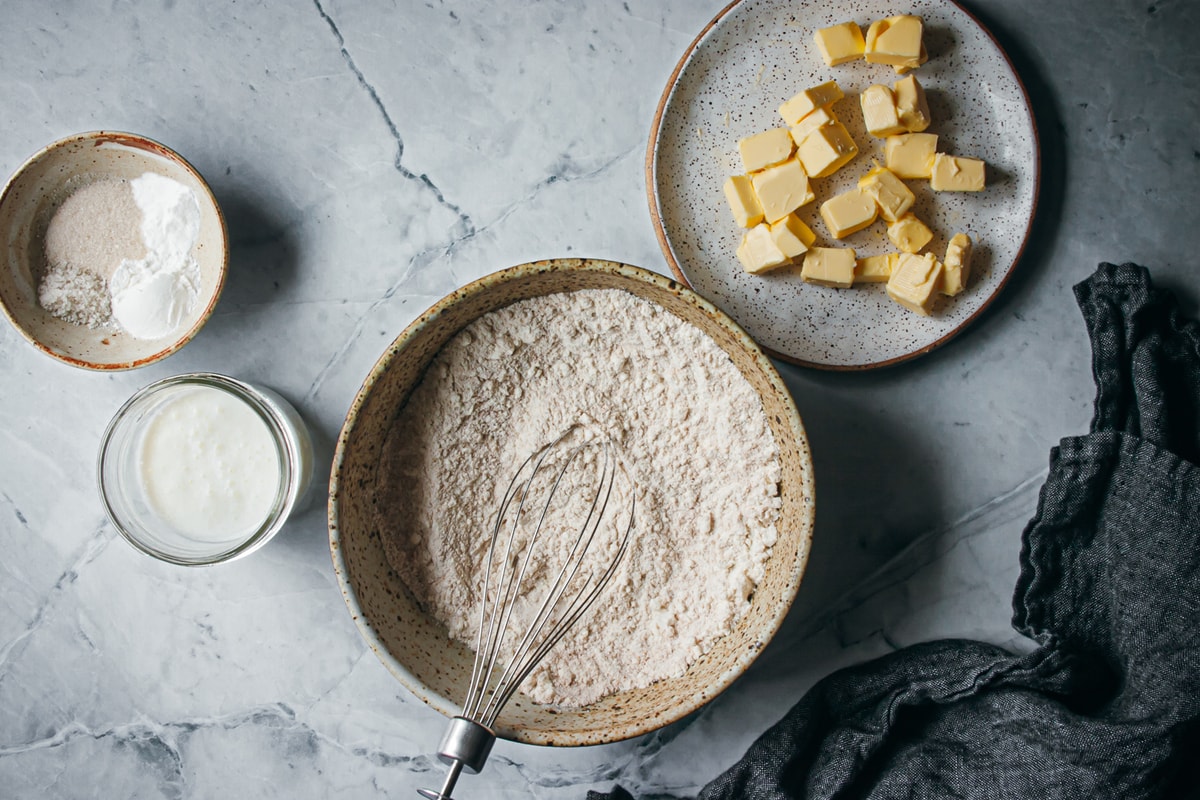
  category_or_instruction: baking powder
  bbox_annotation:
[376,288,781,707]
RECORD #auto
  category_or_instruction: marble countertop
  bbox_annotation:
[1,1,1196,797]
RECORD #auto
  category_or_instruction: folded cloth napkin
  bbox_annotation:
[591,263,1200,800]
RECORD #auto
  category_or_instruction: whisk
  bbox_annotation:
[418,430,636,800]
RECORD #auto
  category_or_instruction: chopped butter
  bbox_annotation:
[736,224,790,274]
[795,121,858,178]
[723,175,764,228]
[769,214,817,259]
[856,253,897,283]
[864,15,924,68]
[887,252,943,314]
[858,165,915,222]
[884,133,938,179]
[860,84,907,138]
[751,158,814,223]
[738,128,795,173]
[801,246,857,288]
[788,106,836,147]
[813,22,865,66]
[930,153,986,191]
[778,80,844,126]
[820,187,879,239]
[941,233,973,295]
[893,74,931,132]
[887,212,934,253]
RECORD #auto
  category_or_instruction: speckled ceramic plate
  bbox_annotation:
[648,0,1038,369]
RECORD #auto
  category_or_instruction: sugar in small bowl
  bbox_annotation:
[99,373,314,565]
[0,131,227,370]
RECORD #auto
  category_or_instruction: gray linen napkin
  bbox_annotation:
[591,263,1200,799]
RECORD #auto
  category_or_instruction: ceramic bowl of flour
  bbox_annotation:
[0,131,227,370]
[329,257,817,746]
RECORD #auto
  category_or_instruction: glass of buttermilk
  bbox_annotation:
[98,373,314,565]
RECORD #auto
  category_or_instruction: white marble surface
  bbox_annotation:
[1,1,1197,798]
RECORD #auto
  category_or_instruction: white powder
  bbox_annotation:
[376,288,782,707]
[37,173,201,337]
[109,173,202,340]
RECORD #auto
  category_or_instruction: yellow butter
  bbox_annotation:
[769,214,817,259]
[789,106,836,147]
[941,232,973,295]
[858,165,915,222]
[892,42,929,74]
[751,158,814,223]
[723,174,764,228]
[820,187,879,239]
[930,153,986,191]
[887,252,943,315]
[887,212,934,253]
[864,15,924,67]
[738,128,795,173]
[860,84,907,138]
[893,74,931,132]
[856,252,897,283]
[795,121,858,178]
[801,246,857,288]
[813,22,865,66]
[736,224,790,274]
[779,80,844,126]
[884,133,938,179]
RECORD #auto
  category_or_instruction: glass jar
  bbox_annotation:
[98,372,314,565]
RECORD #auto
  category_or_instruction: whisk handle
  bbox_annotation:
[418,716,496,800]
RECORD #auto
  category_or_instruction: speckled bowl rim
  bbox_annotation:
[645,0,1042,371]
[0,130,229,371]
[328,257,815,746]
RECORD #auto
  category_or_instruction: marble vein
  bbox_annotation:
[0,525,112,672]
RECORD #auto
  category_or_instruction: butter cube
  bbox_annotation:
[820,187,879,239]
[856,253,897,283]
[789,106,836,147]
[813,22,865,66]
[864,15,924,68]
[751,158,814,223]
[779,81,844,126]
[738,128,795,173]
[858,165,915,222]
[930,153,986,191]
[887,252,943,315]
[893,74,931,132]
[795,121,858,178]
[801,247,857,288]
[736,224,790,274]
[884,133,938,179]
[887,212,934,253]
[769,214,817,259]
[941,233,973,295]
[860,85,906,138]
[893,42,929,74]
[723,175,764,228]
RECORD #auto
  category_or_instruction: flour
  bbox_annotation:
[376,288,781,707]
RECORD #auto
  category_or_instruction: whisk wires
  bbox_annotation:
[462,432,634,727]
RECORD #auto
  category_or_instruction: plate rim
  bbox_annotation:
[645,0,1042,371]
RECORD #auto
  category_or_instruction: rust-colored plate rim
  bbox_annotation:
[644,0,1042,371]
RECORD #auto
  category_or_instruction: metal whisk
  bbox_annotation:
[418,431,635,800]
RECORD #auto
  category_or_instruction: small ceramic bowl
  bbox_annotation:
[0,131,227,370]
[328,258,817,747]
